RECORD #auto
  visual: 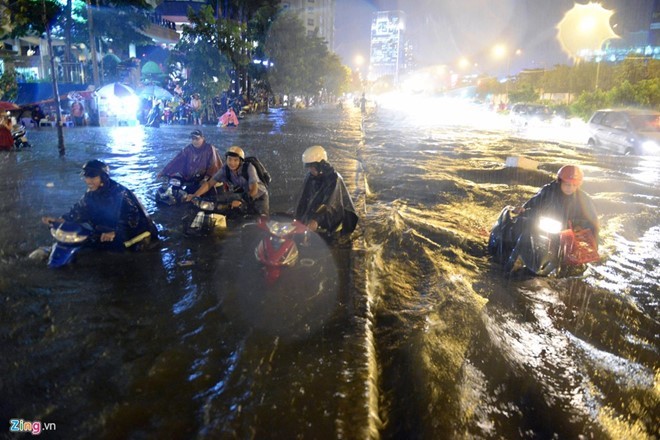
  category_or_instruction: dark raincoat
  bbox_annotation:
[159,142,223,182]
[63,178,158,249]
[294,161,358,235]
[522,181,599,238]
[490,180,599,273]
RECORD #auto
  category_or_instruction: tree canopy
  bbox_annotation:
[174,5,350,102]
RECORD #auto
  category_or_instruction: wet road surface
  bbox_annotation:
[0,101,658,439]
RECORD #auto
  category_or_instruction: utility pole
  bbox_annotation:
[42,0,65,156]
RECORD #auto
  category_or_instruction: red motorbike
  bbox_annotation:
[254,217,310,283]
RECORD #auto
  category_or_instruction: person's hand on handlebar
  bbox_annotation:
[512,206,526,215]
[42,216,63,225]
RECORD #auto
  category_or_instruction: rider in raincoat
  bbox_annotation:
[489,165,599,273]
[42,160,158,251]
[518,165,598,236]
[294,145,358,237]
[158,129,223,194]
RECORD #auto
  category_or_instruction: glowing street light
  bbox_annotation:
[492,44,507,59]
[556,2,619,61]
[491,44,521,97]
[354,54,365,68]
[457,57,471,70]
[557,3,619,90]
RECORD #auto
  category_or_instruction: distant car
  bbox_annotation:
[510,103,566,127]
[587,109,660,155]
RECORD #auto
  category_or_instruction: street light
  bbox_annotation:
[491,44,521,98]
[354,54,365,69]
[457,57,470,70]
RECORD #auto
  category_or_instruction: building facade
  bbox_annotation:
[281,0,335,50]
[368,10,406,82]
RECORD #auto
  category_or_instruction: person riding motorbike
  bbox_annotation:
[185,146,269,216]
[42,160,158,251]
[294,145,358,237]
[491,164,599,274]
[157,129,223,195]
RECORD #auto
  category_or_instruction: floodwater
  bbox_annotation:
[0,100,657,439]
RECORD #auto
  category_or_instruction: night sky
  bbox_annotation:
[333,0,657,75]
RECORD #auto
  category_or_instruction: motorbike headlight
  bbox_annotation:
[538,216,562,234]
[267,221,296,237]
[51,227,89,243]
[198,200,215,211]
[169,178,182,187]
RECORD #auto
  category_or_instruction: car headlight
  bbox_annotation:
[641,140,660,154]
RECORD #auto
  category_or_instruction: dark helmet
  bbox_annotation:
[81,159,110,178]
[557,165,583,186]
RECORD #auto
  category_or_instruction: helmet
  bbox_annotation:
[302,145,327,164]
[225,145,245,160]
[557,165,583,186]
[81,159,109,178]
[226,146,245,160]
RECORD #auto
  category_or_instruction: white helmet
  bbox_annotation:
[302,145,327,164]
[226,145,245,160]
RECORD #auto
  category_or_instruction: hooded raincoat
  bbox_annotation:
[63,178,158,249]
[294,161,358,235]
[160,142,223,182]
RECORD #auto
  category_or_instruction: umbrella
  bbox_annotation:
[137,85,174,101]
[0,101,20,111]
[141,61,163,75]
[103,53,121,64]
[95,82,136,99]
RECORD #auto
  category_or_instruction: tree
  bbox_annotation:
[570,89,611,120]
[0,68,18,101]
[321,53,351,98]
[508,84,537,103]
[1,0,62,38]
[85,0,153,56]
[170,6,236,102]
[2,0,154,61]
[263,11,308,97]
[615,57,652,85]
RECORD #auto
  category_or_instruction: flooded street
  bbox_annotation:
[1,101,658,439]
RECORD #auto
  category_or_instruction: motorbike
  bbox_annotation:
[155,175,201,206]
[47,221,94,268]
[12,124,31,149]
[183,196,234,236]
[254,217,310,284]
[489,206,600,276]
[46,221,153,268]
